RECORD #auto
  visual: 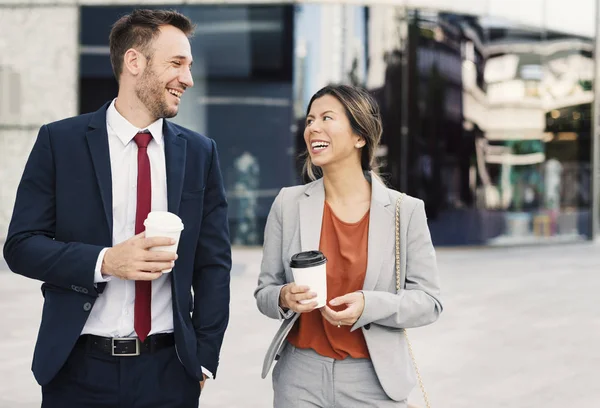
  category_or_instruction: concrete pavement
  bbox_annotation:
[1,243,599,408]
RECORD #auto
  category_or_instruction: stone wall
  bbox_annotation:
[0,6,78,240]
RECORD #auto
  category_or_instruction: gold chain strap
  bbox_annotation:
[395,195,431,408]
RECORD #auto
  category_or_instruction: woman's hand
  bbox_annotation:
[320,292,365,327]
[279,283,319,313]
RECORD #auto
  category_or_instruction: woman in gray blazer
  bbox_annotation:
[255,85,442,407]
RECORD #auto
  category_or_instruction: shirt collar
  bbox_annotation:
[107,99,164,146]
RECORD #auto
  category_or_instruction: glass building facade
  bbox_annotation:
[76,1,597,247]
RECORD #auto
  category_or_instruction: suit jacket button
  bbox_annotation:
[81,288,89,295]
[71,285,79,292]
[83,302,92,312]
[365,324,371,330]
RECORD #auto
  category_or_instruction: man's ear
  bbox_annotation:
[123,48,144,76]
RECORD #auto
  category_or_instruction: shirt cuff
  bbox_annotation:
[94,248,112,284]
[201,366,213,380]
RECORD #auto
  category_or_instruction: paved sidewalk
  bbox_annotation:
[1,243,599,407]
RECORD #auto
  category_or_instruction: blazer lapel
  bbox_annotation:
[85,103,113,236]
[299,179,325,251]
[363,177,395,291]
[163,121,186,216]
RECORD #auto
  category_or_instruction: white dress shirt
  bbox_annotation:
[82,100,211,378]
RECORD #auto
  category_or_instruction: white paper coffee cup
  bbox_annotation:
[143,211,184,273]
[290,251,327,308]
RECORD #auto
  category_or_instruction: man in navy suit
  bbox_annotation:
[3,9,231,408]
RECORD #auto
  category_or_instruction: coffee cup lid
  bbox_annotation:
[290,251,327,268]
[144,211,184,231]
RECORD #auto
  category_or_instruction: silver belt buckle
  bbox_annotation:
[111,337,140,357]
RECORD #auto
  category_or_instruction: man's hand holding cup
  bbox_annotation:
[102,211,184,281]
[101,233,177,281]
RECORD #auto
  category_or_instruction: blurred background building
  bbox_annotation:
[0,0,598,247]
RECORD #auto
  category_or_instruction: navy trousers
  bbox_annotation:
[41,340,201,408]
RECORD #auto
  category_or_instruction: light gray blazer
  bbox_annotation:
[254,175,443,402]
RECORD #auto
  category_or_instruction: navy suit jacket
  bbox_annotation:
[3,102,232,385]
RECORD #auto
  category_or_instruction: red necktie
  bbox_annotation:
[134,132,152,342]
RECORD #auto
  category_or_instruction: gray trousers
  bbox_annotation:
[272,344,408,408]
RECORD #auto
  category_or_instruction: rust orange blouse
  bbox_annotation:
[287,201,370,359]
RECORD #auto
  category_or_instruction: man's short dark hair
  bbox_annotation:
[109,9,195,81]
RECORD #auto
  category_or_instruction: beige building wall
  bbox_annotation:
[0,6,79,239]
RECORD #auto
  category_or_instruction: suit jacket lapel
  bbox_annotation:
[299,179,325,251]
[363,177,394,291]
[163,121,186,216]
[85,103,113,237]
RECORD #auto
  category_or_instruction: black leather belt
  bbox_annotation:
[76,333,175,357]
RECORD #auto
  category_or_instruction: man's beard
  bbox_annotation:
[135,67,178,120]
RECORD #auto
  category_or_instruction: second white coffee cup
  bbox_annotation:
[144,211,184,273]
[290,250,328,308]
